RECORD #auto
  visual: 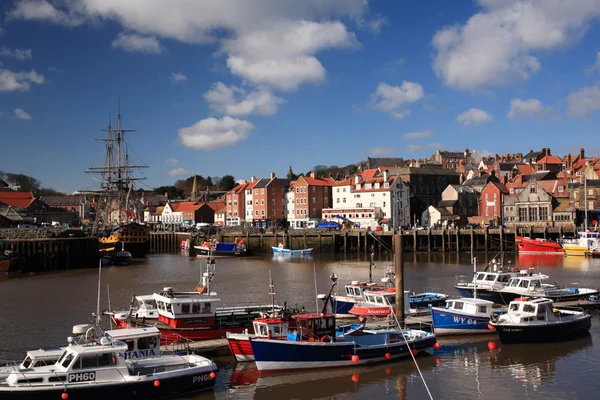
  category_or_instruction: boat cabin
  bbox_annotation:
[343,281,384,298]
[154,287,219,328]
[132,295,159,319]
[251,318,290,339]
[502,274,550,295]
[18,347,63,369]
[457,271,517,290]
[288,313,336,341]
[504,298,560,324]
[444,298,494,316]
[105,327,161,360]
[364,288,396,306]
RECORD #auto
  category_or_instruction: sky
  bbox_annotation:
[2,0,600,193]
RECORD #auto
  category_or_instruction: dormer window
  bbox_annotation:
[356,184,361,190]
[374,183,380,189]
[365,183,372,189]
[384,182,389,188]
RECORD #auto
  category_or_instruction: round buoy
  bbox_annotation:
[487,341,496,350]
[384,367,392,375]
[487,324,495,331]
[61,393,69,400]
[351,355,359,363]
[411,349,418,356]
[385,353,391,360]
[433,342,441,350]
[351,374,360,383]
[209,372,216,379]
[154,380,161,387]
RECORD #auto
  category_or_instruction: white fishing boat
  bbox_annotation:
[272,243,313,255]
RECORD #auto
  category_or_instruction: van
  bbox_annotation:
[306,221,318,229]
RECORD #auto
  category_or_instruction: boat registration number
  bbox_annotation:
[68,372,96,382]
[193,374,211,383]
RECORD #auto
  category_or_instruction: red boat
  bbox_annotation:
[516,236,564,255]
[349,289,410,318]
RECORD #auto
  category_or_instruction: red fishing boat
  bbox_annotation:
[516,236,564,255]
[349,289,410,318]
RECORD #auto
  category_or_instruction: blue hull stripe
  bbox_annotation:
[430,308,492,335]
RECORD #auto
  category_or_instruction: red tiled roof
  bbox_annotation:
[538,155,562,165]
[360,169,379,181]
[488,181,509,194]
[0,191,35,208]
[205,201,225,211]
[516,164,534,175]
[176,202,202,212]
[302,176,335,186]
[168,202,180,212]
[333,178,353,186]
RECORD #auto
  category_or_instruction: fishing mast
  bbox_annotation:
[84,100,148,234]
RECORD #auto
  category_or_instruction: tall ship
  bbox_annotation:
[84,102,150,258]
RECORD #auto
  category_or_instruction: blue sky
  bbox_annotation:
[2,0,600,193]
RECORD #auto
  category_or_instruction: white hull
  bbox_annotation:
[255,353,412,371]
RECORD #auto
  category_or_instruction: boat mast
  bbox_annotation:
[584,170,588,232]
[473,257,477,299]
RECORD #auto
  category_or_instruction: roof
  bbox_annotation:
[40,195,84,207]
[0,191,35,209]
[333,178,353,186]
[154,206,164,216]
[205,201,225,211]
[364,157,405,169]
[463,174,498,187]
[360,169,379,181]
[252,178,269,189]
[389,167,461,177]
[301,176,336,187]
[553,198,574,212]
[522,171,557,181]
[448,184,476,194]
[484,181,509,194]
[495,162,514,171]
[523,150,542,160]
[438,200,458,207]
[439,151,464,158]
[515,164,534,175]
[537,179,569,198]
[538,155,562,165]
[175,202,202,212]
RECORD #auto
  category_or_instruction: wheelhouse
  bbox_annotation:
[105,327,161,360]
[154,287,218,320]
[290,313,336,340]
[444,298,494,316]
[505,298,558,323]
[252,318,289,338]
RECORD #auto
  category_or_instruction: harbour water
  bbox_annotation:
[1,252,600,399]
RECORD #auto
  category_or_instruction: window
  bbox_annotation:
[325,197,328,203]
[558,185,564,192]
[325,187,328,192]
[453,302,464,310]
[336,198,340,203]
[181,303,190,313]
[255,210,258,216]
[272,199,275,205]
[485,194,488,202]
[312,197,316,204]
[137,336,158,350]
[261,210,265,216]
[493,193,497,201]
[336,188,340,193]
[530,186,536,193]
[272,188,275,194]
[540,207,548,221]
[478,305,487,313]
[272,210,276,216]
[312,187,316,192]
[261,200,265,205]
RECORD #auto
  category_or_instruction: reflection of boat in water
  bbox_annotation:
[490,335,593,390]
[516,253,565,269]
[272,254,313,263]
[227,355,438,400]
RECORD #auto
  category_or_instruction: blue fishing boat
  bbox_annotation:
[272,243,313,256]
[430,298,498,336]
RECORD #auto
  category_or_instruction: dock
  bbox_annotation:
[164,338,231,358]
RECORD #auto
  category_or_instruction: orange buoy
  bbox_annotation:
[433,342,441,350]
[487,341,496,350]
[154,380,161,387]
[61,393,69,400]
[351,355,359,363]
[385,352,391,359]
[210,372,216,379]
[351,374,360,383]
[487,324,495,331]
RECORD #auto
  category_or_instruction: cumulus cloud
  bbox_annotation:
[406,142,442,153]
[368,146,395,156]
[168,168,192,177]
[164,158,179,166]
[401,130,432,140]
[0,46,32,60]
[456,108,493,126]
[204,82,284,116]
[432,0,600,91]
[169,72,187,84]
[111,32,164,54]
[13,108,32,120]
[370,81,424,118]
[8,0,367,92]
[178,116,254,150]
[507,98,549,120]
[567,84,600,117]
[0,68,45,92]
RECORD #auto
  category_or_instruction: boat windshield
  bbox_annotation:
[21,355,32,369]
[386,295,396,305]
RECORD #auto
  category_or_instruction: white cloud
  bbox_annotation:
[164,158,179,166]
[567,84,600,117]
[585,51,600,74]
[7,0,84,27]
[355,15,388,34]
[13,108,32,120]
[204,82,284,116]
[0,46,32,60]
[370,81,424,118]
[456,108,493,126]
[168,168,192,177]
[8,0,366,92]
[406,142,442,153]
[0,68,45,92]
[507,98,549,120]
[111,32,164,54]
[178,116,254,150]
[169,72,187,84]
[401,130,432,140]
[432,0,600,91]
[368,146,395,156]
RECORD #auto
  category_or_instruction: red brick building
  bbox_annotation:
[251,173,290,227]
[479,181,508,223]
[225,182,251,226]
[293,173,334,223]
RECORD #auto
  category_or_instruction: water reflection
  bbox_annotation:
[516,254,565,269]
[271,254,314,264]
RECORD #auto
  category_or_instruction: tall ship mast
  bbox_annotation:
[84,101,150,257]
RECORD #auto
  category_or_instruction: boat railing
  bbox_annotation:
[455,275,474,286]
[161,333,195,355]
[423,286,448,296]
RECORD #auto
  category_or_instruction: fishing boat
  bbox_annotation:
[489,297,592,344]
[194,238,250,257]
[498,274,599,303]
[348,288,411,318]
[272,243,313,256]
[248,274,438,371]
[108,255,297,341]
[561,231,600,256]
[430,298,498,336]
[0,332,217,399]
[516,236,564,255]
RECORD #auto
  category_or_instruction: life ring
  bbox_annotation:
[320,335,332,343]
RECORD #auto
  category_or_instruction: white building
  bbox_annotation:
[285,183,298,228]
[161,202,183,227]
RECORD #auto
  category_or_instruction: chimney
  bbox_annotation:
[567,153,572,170]
[354,175,361,185]
[251,176,256,182]
[310,172,316,179]
[580,147,585,161]
[383,170,389,181]
[270,172,275,180]
[516,153,522,161]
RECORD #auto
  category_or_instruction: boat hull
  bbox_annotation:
[250,334,436,371]
[0,367,216,399]
[455,287,509,304]
[562,244,588,256]
[516,236,564,255]
[272,247,313,255]
[195,246,250,257]
[491,315,592,344]
[430,307,495,336]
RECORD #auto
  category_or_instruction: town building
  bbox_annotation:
[462,172,500,193]
[292,173,334,228]
[502,181,570,227]
[251,173,290,228]
[479,181,509,223]
[438,184,478,220]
